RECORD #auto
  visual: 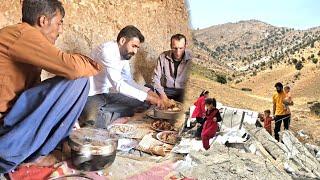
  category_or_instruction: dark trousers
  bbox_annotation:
[145,84,184,102]
[195,117,205,138]
[0,77,89,173]
[80,93,145,128]
[274,114,291,141]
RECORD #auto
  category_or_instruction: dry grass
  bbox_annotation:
[185,62,320,144]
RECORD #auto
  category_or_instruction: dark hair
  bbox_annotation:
[205,98,216,107]
[116,25,145,43]
[22,0,65,26]
[264,109,271,114]
[170,33,187,46]
[199,90,209,97]
[284,86,290,90]
[274,82,283,89]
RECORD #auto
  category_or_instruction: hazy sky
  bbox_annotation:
[187,0,320,30]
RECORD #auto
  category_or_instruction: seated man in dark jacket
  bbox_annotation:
[152,34,192,102]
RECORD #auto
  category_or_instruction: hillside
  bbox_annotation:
[186,64,320,145]
[188,20,320,145]
[193,20,320,75]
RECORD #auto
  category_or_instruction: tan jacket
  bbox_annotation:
[152,49,192,94]
[0,23,101,115]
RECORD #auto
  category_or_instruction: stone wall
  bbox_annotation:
[0,0,191,83]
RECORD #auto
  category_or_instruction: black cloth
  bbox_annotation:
[274,114,291,141]
[173,59,181,79]
[80,93,146,128]
[145,84,184,102]
[195,117,205,138]
[164,87,184,102]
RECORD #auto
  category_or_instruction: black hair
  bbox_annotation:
[205,98,216,107]
[170,33,187,46]
[22,0,65,26]
[199,90,209,97]
[274,82,283,89]
[264,109,271,114]
[116,25,145,43]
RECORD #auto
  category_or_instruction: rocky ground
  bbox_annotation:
[185,63,320,146]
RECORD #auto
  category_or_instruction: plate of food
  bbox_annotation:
[155,99,182,112]
[156,131,179,145]
[150,120,174,132]
[107,124,137,138]
[154,100,183,120]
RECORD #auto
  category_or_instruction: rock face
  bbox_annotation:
[245,123,320,179]
[0,0,191,83]
[179,144,292,180]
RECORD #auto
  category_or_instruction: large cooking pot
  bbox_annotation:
[69,128,118,171]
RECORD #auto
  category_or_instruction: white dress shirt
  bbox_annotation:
[88,41,149,102]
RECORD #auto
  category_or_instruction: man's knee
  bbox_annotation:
[79,94,106,126]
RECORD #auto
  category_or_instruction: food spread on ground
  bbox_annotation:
[108,124,136,136]
[154,99,182,113]
[137,133,173,156]
[151,120,174,131]
[166,99,181,112]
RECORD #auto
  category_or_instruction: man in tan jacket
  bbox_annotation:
[152,34,192,102]
[0,0,101,173]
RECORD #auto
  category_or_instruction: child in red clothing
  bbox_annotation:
[192,90,209,138]
[262,109,273,135]
[201,98,222,150]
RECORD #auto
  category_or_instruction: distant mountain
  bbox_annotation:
[192,20,320,74]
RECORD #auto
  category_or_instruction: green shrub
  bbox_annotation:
[295,61,303,70]
[216,74,227,84]
[312,58,318,64]
[292,58,298,64]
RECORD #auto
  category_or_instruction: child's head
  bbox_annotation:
[203,91,209,98]
[205,98,216,110]
[264,109,271,117]
[284,86,290,93]
[199,90,209,98]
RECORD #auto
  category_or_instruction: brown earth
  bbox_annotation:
[185,61,320,145]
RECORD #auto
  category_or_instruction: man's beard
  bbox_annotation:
[277,90,282,93]
[120,49,135,60]
[122,53,134,60]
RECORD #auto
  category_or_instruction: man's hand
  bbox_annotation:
[160,93,168,100]
[146,91,165,109]
[159,94,176,108]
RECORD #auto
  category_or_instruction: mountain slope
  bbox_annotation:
[193,20,320,73]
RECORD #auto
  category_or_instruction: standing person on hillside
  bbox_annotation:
[191,90,209,139]
[151,34,192,102]
[273,82,291,141]
[0,0,101,173]
[201,98,222,150]
[261,109,273,135]
[283,86,293,114]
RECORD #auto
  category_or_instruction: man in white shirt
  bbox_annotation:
[80,25,164,127]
